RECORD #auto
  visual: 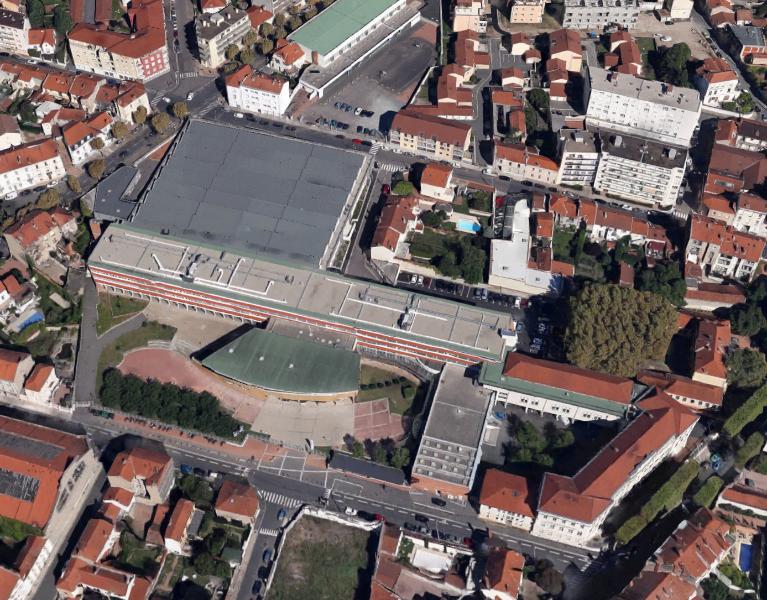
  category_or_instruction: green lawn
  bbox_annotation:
[96,320,176,389]
[359,364,421,415]
[35,270,80,326]
[96,293,147,335]
[0,515,42,544]
[636,37,656,79]
[269,516,372,600]
[115,531,163,576]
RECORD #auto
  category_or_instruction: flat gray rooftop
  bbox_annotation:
[589,67,701,112]
[131,120,368,268]
[601,132,687,169]
[94,166,139,221]
[412,364,489,488]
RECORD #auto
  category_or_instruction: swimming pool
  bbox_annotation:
[740,543,753,572]
[456,219,481,233]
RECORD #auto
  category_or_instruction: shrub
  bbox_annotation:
[724,384,767,437]
[693,476,724,508]
[615,514,647,547]
[736,432,765,468]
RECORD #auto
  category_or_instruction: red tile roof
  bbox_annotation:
[549,28,581,58]
[689,214,765,262]
[372,196,418,252]
[0,348,28,383]
[28,28,55,48]
[637,370,723,407]
[103,486,134,508]
[246,4,272,28]
[226,64,286,94]
[165,498,194,543]
[273,39,304,66]
[535,212,554,238]
[484,547,524,597]
[57,558,131,597]
[720,485,767,511]
[0,567,18,600]
[737,192,767,214]
[75,517,114,562]
[0,139,59,176]
[479,469,534,517]
[702,192,733,215]
[619,570,697,600]
[693,319,731,381]
[108,447,172,487]
[24,363,53,392]
[502,353,635,404]
[215,479,259,519]
[391,108,471,147]
[6,208,74,248]
[421,163,452,188]
[539,395,698,523]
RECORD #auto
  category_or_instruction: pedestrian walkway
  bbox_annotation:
[260,490,303,507]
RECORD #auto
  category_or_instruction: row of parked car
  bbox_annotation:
[334,102,375,118]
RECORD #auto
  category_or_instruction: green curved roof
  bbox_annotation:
[201,328,360,395]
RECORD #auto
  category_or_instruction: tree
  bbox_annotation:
[239,47,255,65]
[273,26,288,40]
[652,43,692,87]
[273,13,286,27]
[112,121,128,140]
[35,189,60,210]
[258,38,274,55]
[87,159,106,179]
[529,560,564,596]
[636,261,686,306]
[171,102,189,120]
[27,0,44,27]
[692,476,723,508]
[723,384,767,437]
[700,576,731,600]
[67,175,81,194]
[132,105,147,125]
[565,284,677,376]
[730,302,767,336]
[392,180,414,195]
[53,5,73,35]
[615,514,647,546]
[90,137,105,151]
[225,44,239,61]
[397,537,414,563]
[736,432,765,468]
[351,439,364,458]
[304,6,317,19]
[259,22,273,38]
[726,348,767,390]
[242,29,259,46]
[193,553,217,576]
[737,91,755,114]
[390,447,410,469]
[420,210,447,228]
[287,15,302,30]
[527,88,550,116]
[205,528,227,556]
[371,443,388,464]
[151,112,170,133]
[179,474,214,504]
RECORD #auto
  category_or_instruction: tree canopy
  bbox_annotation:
[636,261,686,307]
[564,284,677,376]
[726,348,767,390]
[651,43,692,87]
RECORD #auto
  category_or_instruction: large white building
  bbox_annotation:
[557,130,599,187]
[586,68,701,147]
[0,139,65,197]
[225,64,291,116]
[593,133,687,209]
[562,0,640,29]
[0,9,28,56]
[531,394,698,549]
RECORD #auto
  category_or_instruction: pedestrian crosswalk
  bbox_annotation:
[369,142,381,155]
[260,491,303,508]
[178,72,199,79]
[258,528,280,537]
[376,162,403,173]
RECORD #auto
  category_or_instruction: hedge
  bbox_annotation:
[736,432,765,468]
[615,514,647,547]
[693,476,724,508]
[723,384,767,438]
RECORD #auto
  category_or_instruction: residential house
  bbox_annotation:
[531,394,698,549]
[508,32,532,56]
[0,114,20,150]
[481,548,524,600]
[704,143,767,194]
[225,64,291,116]
[479,352,637,422]
[419,163,454,202]
[4,208,77,263]
[732,192,767,237]
[0,9,28,56]
[705,0,735,27]
[389,108,472,162]
[715,117,767,151]
[27,28,55,55]
[499,66,527,89]
[479,469,535,531]
[637,370,723,411]
[270,38,306,75]
[0,139,65,197]
[593,133,686,209]
[685,281,746,312]
[195,6,251,69]
[112,80,150,123]
[586,68,701,147]
[62,111,114,165]
[246,5,273,30]
[107,447,174,505]
[692,318,731,389]
[200,0,226,13]
[215,479,260,525]
[23,363,59,406]
[619,509,734,599]
[694,58,739,107]
[453,30,490,76]
[68,0,169,81]
[548,29,582,72]
[453,0,486,31]
[508,0,544,23]
[557,130,599,186]
[165,498,195,555]
[702,192,735,224]
[0,348,32,395]
[727,24,767,65]
[493,143,559,186]
[57,558,151,600]
[685,214,765,283]
[370,195,420,263]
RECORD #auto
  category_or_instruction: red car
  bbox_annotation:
[374,513,385,522]
[381,184,391,195]
[352,138,363,144]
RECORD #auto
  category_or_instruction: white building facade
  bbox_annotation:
[0,140,65,197]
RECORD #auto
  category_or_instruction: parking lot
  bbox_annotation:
[294,21,438,136]
[634,13,715,60]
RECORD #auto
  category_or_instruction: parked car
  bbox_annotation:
[414,514,429,523]
[431,497,447,507]
[234,112,244,119]
[251,580,262,595]
[354,107,363,116]
[262,549,272,562]
[382,183,391,195]
[277,508,287,521]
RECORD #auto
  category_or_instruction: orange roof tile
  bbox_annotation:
[549,28,581,58]
[108,447,172,486]
[273,39,304,65]
[693,319,730,380]
[0,567,18,600]
[720,485,767,511]
[0,348,28,382]
[484,547,524,596]
[0,139,59,176]
[28,28,55,48]
[57,558,131,597]
[702,192,733,215]
[15,536,45,577]
[75,517,114,562]
[391,108,471,147]
[246,4,272,28]
[215,479,259,519]
[165,498,194,543]
[420,163,452,189]
[637,370,723,407]
[24,363,53,392]
[620,570,697,600]
[689,214,764,262]
[5,208,74,249]
[479,469,534,517]
[103,486,134,508]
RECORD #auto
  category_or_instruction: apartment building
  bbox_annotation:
[593,133,686,209]
[732,192,767,237]
[586,68,701,147]
[389,108,472,162]
[493,143,559,186]
[531,394,698,549]
[558,130,599,186]
[62,112,114,166]
[195,5,251,69]
[686,214,765,283]
[508,0,545,23]
[0,9,28,56]
[0,139,65,197]
[453,0,486,32]
[479,469,535,531]
[728,24,767,64]
[68,0,169,81]
[225,64,291,116]
[694,58,739,107]
[562,0,640,29]
[4,207,77,263]
[715,117,767,151]
[107,448,174,505]
[164,499,195,555]
[549,28,582,72]
[479,352,637,422]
